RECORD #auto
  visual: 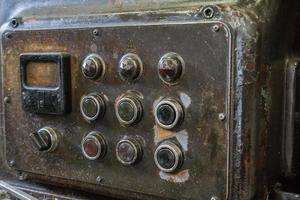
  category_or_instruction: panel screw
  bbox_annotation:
[96,176,103,184]
[17,172,27,180]
[203,6,215,19]
[4,96,10,104]
[211,197,219,200]
[4,32,13,39]
[93,29,99,36]
[10,18,19,28]
[212,25,220,32]
[8,160,15,167]
[218,113,226,121]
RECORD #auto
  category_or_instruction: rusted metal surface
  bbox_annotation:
[2,22,230,200]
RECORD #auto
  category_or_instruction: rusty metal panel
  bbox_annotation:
[2,22,231,200]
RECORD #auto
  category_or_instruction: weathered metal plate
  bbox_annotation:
[2,22,231,200]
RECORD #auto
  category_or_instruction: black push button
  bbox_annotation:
[156,148,176,170]
[80,93,106,122]
[115,96,142,125]
[154,142,183,173]
[156,104,176,126]
[158,52,184,84]
[154,98,184,129]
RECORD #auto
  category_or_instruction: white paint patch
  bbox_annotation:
[159,169,190,183]
[176,130,189,151]
[90,44,97,52]
[179,92,191,108]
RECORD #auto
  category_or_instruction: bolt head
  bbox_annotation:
[218,113,226,121]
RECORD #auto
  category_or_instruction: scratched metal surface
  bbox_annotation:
[2,22,230,200]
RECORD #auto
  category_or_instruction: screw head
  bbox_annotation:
[218,113,226,121]
[10,18,19,28]
[4,96,10,104]
[96,176,103,184]
[93,29,99,36]
[8,160,15,167]
[212,25,220,32]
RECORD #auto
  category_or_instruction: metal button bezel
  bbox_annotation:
[80,93,105,122]
[154,141,183,173]
[81,131,107,160]
[81,54,106,80]
[38,127,58,152]
[116,139,142,165]
[115,96,142,125]
[154,98,184,129]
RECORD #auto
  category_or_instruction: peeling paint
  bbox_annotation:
[159,169,190,183]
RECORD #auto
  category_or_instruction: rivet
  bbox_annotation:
[10,18,19,28]
[211,197,219,200]
[218,113,226,121]
[203,6,215,19]
[4,32,13,40]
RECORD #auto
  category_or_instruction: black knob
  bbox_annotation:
[81,54,105,80]
[115,96,142,125]
[80,93,106,122]
[118,53,143,81]
[30,127,58,152]
[154,142,183,173]
[116,139,143,165]
[81,131,107,160]
[158,52,184,84]
[154,98,184,129]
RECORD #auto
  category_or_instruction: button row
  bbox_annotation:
[81,131,183,173]
[81,52,185,84]
[80,93,184,129]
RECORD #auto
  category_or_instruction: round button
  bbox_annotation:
[82,54,105,80]
[82,131,107,160]
[154,142,183,173]
[116,139,142,165]
[115,96,142,125]
[154,98,184,129]
[118,53,143,81]
[80,93,106,121]
[158,52,184,84]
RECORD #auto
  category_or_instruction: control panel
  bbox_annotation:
[2,22,230,199]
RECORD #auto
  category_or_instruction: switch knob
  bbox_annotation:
[158,52,185,84]
[82,131,107,160]
[80,93,106,121]
[154,98,184,129]
[115,96,142,125]
[118,53,143,81]
[116,138,143,165]
[154,142,183,173]
[81,54,105,80]
[30,127,58,152]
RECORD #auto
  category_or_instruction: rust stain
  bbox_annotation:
[154,125,176,144]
